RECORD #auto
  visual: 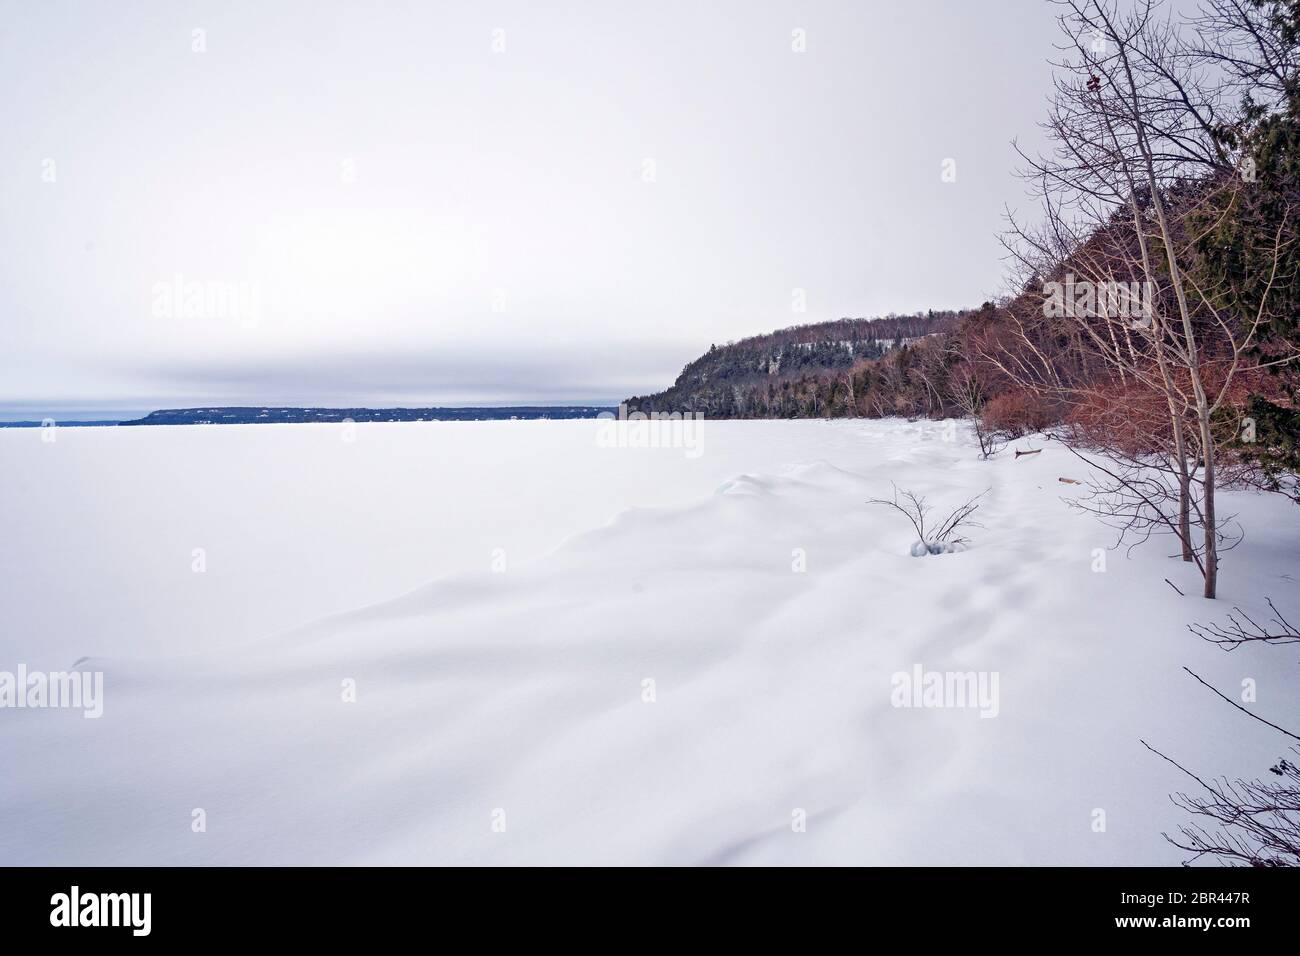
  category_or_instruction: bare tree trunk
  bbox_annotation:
[1095,75,1197,564]
[1111,26,1218,594]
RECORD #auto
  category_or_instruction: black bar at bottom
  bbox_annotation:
[0,866,1287,942]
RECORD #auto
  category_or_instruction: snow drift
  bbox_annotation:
[0,418,1295,864]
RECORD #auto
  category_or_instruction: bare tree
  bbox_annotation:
[1190,597,1300,650]
[1143,741,1300,866]
[1143,664,1300,866]
[994,0,1298,597]
[948,355,1007,459]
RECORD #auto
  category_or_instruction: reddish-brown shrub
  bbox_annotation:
[980,389,1058,436]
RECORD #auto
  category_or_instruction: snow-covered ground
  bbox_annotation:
[0,417,1296,864]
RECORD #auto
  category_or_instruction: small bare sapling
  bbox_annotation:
[868,484,988,556]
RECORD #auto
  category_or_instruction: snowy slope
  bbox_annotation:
[0,418,1296,864]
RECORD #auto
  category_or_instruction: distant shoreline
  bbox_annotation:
[0,406,618,428]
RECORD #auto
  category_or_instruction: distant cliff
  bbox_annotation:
[624,311,967,418]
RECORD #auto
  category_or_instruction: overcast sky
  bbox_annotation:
[1,0,1073,418]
